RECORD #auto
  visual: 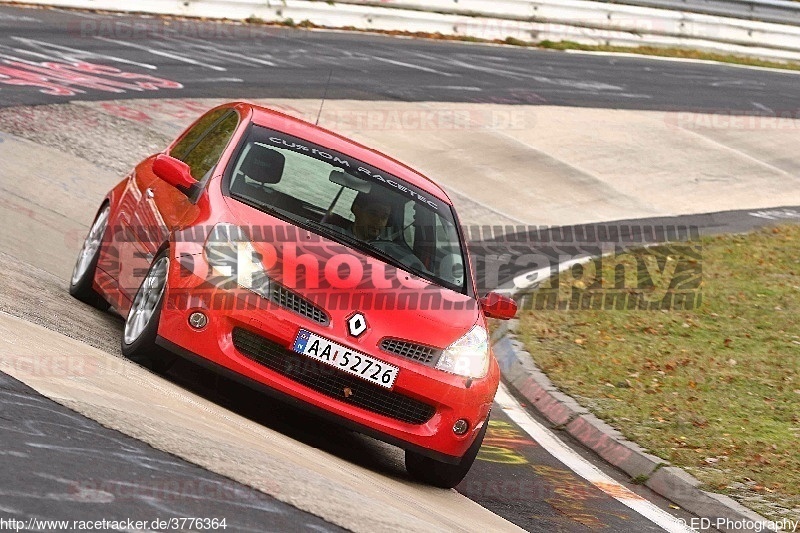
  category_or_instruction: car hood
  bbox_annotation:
[223,197,480,350]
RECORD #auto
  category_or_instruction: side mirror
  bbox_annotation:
[480,292,517,320]
[152,154,200,198]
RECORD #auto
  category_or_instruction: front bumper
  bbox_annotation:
[157,259,497,462]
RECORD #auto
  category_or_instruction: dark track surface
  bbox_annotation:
[0,4,798,114]
[0,372,342,532]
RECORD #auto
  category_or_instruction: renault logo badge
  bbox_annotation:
[347,312,368,337]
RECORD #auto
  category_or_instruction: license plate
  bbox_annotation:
[292,330,399,389]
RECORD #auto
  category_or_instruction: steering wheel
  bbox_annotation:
[371,239,429,273]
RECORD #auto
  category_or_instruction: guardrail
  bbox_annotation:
[327,0,800,28]
[594,0,800,26]
[10,0,800,63]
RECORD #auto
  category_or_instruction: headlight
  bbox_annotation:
[436,325,490,379]
[204,223,271,297]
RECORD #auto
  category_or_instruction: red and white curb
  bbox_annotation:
[493,321,777,533]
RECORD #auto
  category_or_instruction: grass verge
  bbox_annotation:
[514,225,800,520]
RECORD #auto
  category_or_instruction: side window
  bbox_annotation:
[435,215,465,286]
[171,109,239,180]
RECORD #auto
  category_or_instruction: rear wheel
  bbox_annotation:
[121,251,176,372]
[405,419,488,489]
[69,204,111,310]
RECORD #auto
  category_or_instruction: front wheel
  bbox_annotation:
[69,203,110,310]
[121,251,175,372]
[405,419,488,488]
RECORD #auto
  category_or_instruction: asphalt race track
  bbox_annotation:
[0,372,343,532]
[0,4,798,113]
[1,3,799,532]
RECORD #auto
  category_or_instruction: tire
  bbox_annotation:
[69,203,111,310]
[121,250,176,373]
[405,419,488,489]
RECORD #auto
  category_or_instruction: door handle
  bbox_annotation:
[145,188,155,199]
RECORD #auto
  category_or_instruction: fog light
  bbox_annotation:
[188,311,208,329]
[453,419,469,435]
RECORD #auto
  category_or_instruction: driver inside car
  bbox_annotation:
[323,188,393,242]
[326,189,429,273]
[350,190,392,242]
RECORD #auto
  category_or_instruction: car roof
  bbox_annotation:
[235,102,454,206]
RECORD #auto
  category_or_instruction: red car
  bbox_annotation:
[69,102,517,488]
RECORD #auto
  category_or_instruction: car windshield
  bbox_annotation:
[226,125,468,293]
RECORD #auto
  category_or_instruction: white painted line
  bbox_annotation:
[94,36,226,72]
[617,93,654,99]
[424,85,483,91]
[562,49,800,76]
[183,43,278,67]
[369,54,456,76]
[412,51,624,92]
[187,77,244,83]
[751,102,774,114]
[676,126,794,177]
[109,20,262,65]
[501,255,595,296]
[9,36,157,70]
[411,51,526,81]
[494,384,694,533]
[141,31,280,68]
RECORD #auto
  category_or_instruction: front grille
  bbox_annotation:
[269,282,329,325]
[232,328,436,425]
[380,338,440,366]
